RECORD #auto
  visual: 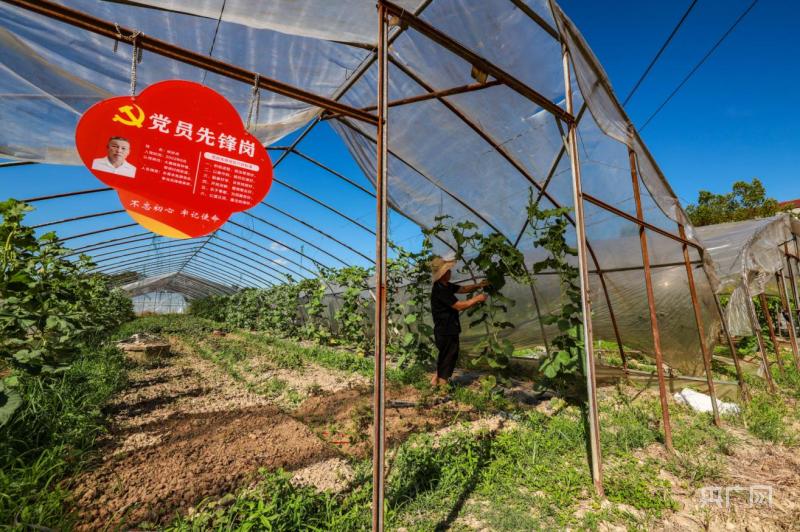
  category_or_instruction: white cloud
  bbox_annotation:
[272,258,288,266]
[270,242,288,252]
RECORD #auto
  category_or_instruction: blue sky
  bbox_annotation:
[559,0,798,206]
[2,0,794,284]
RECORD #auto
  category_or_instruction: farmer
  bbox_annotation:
[429,256,489,387]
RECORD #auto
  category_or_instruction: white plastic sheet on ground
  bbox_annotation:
[0,0,723,374]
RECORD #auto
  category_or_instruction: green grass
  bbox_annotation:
[0,345,128,529]
[742,392,793,443]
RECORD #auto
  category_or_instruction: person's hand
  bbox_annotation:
[474,293,488,304]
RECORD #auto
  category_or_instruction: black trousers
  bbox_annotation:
[434,333,460,379]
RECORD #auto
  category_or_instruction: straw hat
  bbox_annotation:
[430,256,456,282]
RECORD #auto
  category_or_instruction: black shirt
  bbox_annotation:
[431,281,460,335]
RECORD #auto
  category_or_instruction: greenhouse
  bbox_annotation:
[2,0,799,530]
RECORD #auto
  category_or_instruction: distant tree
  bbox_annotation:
[686,178,785,226]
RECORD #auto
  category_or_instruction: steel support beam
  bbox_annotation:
[372,5,389,530]
[563,45,603,495]
[629,148,672,451]
[678,224,720,426]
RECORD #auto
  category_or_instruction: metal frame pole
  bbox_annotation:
[713,293,749,400]
[743,282,777,393]
[372,3,389,529]
[784,244,800,326]
[776,272,800,371]
[629,148,673,451]
[678,224,720,426]
[758,292,785,378]
[562,45,604,495]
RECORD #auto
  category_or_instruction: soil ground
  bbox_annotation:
[67,330,800,530]
[69,337,480,529]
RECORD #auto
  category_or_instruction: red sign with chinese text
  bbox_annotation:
[75,80,272,238]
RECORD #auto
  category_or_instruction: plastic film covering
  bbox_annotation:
[121,272,236,300]
[696,214,799,336]
[131,291,188,314]
[0,0,717,374]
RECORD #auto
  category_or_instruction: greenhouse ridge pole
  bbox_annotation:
[678,224,720,426]
[775,272,800,371]
[629,148,673,451]
[758,293,785,378]
[713,294,749,400]
[372,3,389,530]
[562,45,604,496]
[743,282,777,393]
[2,0,378,125]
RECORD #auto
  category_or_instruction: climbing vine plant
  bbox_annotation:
[325,265,373,355]
[298,277,331,345]
[525,192,585,395]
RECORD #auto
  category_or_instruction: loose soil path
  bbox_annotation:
[70,336,476,529]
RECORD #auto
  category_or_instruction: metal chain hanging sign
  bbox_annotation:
[75,80,273,238]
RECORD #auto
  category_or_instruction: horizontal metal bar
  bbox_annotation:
[66,232,157,257]
[226,220,327,271]
[4,0,379,125]
[205,241,286,285]
[381,0,573,124]
[271,177,375,235]
[209,234,300,280]
[262,202,374,264]
[0,161,35,169]
[87,237,205,260]
[32,209,125,229]
[361,80,502,112]
[194,248,276,286]
[57,223,139,243]
[582,193,703,252]
[88,240,202,265]
[289,150,376,198]
[218,227,319,277]
[105,253,270,287]
[21,187,113,203]
[242,211,352,267]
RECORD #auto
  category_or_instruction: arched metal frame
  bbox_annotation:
[0,0,766,521]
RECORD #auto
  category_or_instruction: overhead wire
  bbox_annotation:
[621,0,698,106]
[638,0,760,132]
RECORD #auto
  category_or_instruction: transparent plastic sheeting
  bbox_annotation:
[0,0,718,374]
[132,291,188,314]
[121,272,236,300]
[696,214,800,336]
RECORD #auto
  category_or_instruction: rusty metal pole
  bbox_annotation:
[562,45,604,496]
[713,293,749,400]
[744,282,777,393]
[776,272,800,371]
[758,293,785,378]
[678,225,720,426]
[784,245,800,327]
[629,148,673,451]
[372,3,389,530]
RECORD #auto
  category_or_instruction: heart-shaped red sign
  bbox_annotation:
[75,80,272,238]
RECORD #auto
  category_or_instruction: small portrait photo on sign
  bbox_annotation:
[91,136,137,178]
